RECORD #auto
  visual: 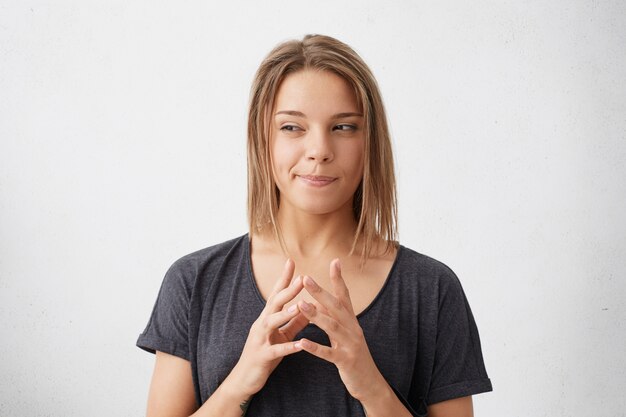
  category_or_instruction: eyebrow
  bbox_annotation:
[274,110,363,119]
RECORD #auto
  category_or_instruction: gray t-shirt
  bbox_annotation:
[137,233,492,416]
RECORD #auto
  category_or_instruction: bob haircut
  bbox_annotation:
[247,34,398,267]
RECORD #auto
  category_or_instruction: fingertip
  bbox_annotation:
[294,339,312,351]
[299,299,313,312]
[329,258,341,275]
[303,275,311,285]
[299,338,313,350]
[292,275,302,286]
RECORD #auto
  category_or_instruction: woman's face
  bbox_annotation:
[270,69,365,216]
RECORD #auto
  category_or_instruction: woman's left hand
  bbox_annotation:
[294,259,387,402]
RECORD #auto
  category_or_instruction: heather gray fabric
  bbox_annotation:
[137,234,492,416]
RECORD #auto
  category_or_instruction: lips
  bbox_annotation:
[297,174,337,186]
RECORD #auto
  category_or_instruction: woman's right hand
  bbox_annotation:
[226,258,308,397]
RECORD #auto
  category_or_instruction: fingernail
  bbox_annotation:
[294,342,302,349]
[300,301,312,312]
[285,258,291,267]
[336,259,342,271]
[292,275,301,286]
[288,304,297,313]
[304,276,318,290]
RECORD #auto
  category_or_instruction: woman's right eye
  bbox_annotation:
[280,125,301,132]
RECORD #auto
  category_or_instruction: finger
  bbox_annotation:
[298,300,346,339]
[266,275,303,314]
[269,258,296,297]
[302,275,351,321]
[263,304,300,330]
[311,301,330,317]
[279,312,310,341]
[329,258,354,315]
[294,338,334,363]
[265,340,304,360]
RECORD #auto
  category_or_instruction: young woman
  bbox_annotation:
[137,34,492,417]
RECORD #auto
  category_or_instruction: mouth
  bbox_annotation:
[297,175,337,187]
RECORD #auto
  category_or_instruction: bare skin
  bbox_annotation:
[249,230,397,317]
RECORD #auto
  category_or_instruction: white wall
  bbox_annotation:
[1,1,625,415]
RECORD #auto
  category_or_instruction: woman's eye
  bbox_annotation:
[333,124,357,131]
[280,125,301,132]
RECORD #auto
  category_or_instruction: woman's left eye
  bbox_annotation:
[333,124,357,131]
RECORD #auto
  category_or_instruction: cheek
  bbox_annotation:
[271,140,299,177]
[345,142,365,176]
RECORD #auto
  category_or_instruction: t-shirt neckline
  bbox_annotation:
[243,232,404,319]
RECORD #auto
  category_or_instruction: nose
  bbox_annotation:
[305,128,334,163]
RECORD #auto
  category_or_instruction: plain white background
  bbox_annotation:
[1,1,625,415]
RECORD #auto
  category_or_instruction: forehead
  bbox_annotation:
[273,69,360,115]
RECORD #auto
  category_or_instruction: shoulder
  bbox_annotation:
[161,233,249,291]
[395,245,464,299]
[169,234,247,270]
[396,245,459,281]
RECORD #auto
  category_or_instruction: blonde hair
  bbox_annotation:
[247,34,398,266]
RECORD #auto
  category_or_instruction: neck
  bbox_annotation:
[270,199,359,259]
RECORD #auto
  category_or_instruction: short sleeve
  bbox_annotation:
[426,268,493,405]
[136,258,194,361]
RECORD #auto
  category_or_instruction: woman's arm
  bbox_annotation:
[146,352,197,417]
[146,351,251,417]
[428,396,473,417]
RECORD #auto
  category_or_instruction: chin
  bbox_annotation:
[295,195,353,215]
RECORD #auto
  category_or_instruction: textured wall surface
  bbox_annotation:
[1,1,624,415]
